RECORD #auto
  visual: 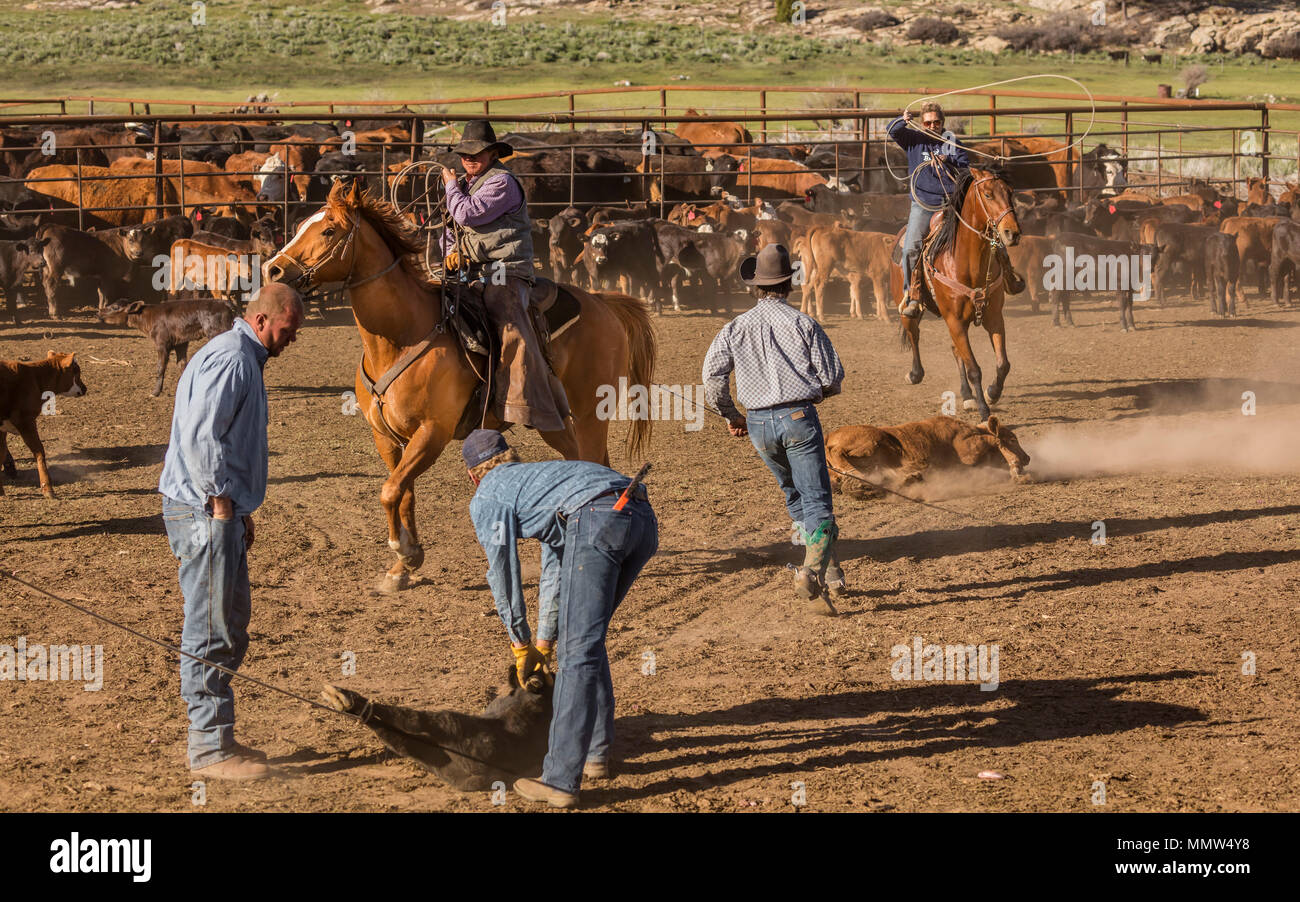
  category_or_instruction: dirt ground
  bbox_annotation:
[2,286,1298,813]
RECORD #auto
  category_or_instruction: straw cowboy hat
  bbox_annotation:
[739,243,798,287]
[451,120,514,158]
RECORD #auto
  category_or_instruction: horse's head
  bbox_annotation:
[970,167,1021,248]
[263,180,362,290]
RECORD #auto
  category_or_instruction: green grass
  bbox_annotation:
[1,0,1298,171]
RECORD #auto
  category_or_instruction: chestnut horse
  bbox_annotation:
[264,181,656,592]
[894,167,1021,423]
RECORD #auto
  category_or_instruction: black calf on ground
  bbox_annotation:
[0,238,47,323]
[320,668,552,792]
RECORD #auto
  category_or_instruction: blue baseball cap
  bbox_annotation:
[462,429,510,469]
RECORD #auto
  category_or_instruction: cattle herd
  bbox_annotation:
[2,109,1299,490]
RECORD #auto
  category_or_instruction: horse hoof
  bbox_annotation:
[906,372,923,385]
[377,571,410,594]
[962,399,979,411]
[984,389,999,406]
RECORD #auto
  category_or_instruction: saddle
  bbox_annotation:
[446,276,583,441]
[357,275,584,447]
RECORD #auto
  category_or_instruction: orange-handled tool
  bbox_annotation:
[612,462,652,511]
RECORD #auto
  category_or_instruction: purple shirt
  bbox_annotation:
[438,168,526,256]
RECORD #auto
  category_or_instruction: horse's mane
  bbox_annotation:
[928,166,1012,263]
[340,186,438,287]
[929,168,975,261]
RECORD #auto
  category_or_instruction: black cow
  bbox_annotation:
[547,205,588,285]
[190,207,250,240]
[651,220,746,314]
[1269,220,1300,307]
[581,220,667,312]
[1146,222,1220,304]
[1205,232,1242,317]
[320,670,552,792]
[36,224,134,317]
[1046,231,1145,331]
[508,148,643,216]
[0,238,47,323]
[802,184,869,216]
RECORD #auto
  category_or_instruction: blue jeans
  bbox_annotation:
[541,498,658,794]
[746,402,834,536]
[901,201,931,295]
[162,497,251,769]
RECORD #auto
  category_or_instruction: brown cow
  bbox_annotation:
[108,156,256,204]
[1246,177,1273,206]
[224,150,271,194]
[268,140,323,201]
[795,226,895,320]
[26,164,181,226]
[166,239,259,306]
[824,414,1031,498]
[1219,215,1287,295]
[674,110,752,157]
[0,350,87,498]
[730,155,835,198]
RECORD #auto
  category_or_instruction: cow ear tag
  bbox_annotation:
[1107,204,1116,214]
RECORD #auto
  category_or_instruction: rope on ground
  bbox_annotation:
[0,569,533,778]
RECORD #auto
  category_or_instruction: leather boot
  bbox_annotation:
[794,519,838,616]
[823,547,846,601]
[999,246,1026,294]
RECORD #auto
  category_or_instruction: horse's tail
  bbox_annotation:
[597,292,657,460]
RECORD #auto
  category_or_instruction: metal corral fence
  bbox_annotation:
[3,87,1300,238]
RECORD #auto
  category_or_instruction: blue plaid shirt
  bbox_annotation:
[702,295,844,421]
[469,460,633,645]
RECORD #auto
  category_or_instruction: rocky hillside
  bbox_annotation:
[403,0,1300,58]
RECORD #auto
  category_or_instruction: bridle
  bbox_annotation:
[273,207,400,293]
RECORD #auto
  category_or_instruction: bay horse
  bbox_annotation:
[263,180,656,592]
[894,166,1021,424]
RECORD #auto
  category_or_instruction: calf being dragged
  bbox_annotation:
[98,299,235,396]
[825,415,1031,498]
[320,667,552,791]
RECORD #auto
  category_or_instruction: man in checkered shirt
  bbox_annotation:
[702,243,847,616]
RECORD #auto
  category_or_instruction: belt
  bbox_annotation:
[748,399,816,413]
[587,484,648,505]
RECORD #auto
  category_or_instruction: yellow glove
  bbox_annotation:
[537,642,556,672]
[444,251,461,272]
[512,643,551,688]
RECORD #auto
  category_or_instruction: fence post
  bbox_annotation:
[988,94,996,137]
[569,144,575,207]
[759,90,767,143]
[409,115,423,164]
[75,148,84,231]
[1231,128,1237,196]
[1120,101,1128,158]
[569,93,575,131]
[1064,111,1074,200]
[1261,105,1270,184]
[658,127,665,220]
[153,120,165,221]
[1157,130,1163,196]
[659,89,667,121]
[178,147,186,222]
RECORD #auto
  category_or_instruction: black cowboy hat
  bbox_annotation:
[739,243,797,287]
[451,120,514,158]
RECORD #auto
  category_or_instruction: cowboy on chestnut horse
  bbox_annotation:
[888,102,1025,318]
[435,120,580,457]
